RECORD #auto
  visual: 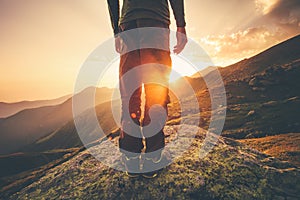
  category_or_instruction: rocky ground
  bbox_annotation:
[9,125,300,200]
[239,133,300,166]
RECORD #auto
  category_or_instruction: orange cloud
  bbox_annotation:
[255,0,279,14]
[199,0,300,66]
[200,26,292,66]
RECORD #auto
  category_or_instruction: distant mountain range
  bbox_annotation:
[0,35,299,198]
[0,87,118,154]
[1,35,299,156]
[0,94,71,118]
[15,35,300,156]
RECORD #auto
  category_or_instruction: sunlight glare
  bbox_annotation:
[97,54,206,89]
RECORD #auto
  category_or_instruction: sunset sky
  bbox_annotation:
[0,0,299,102]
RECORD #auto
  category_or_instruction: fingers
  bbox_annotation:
[115,37,122,53]
[173,35,188,54]
[173,27,187,54]
[115,43,121,53]
[115,44,121,53]
[173,43,185,54]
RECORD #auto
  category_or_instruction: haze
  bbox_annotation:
[0,0,299,102]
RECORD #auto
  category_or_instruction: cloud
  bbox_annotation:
[267,0,300,19]
[255,0,279,14]
[199,0,300,66]
[265,0,300,33]
[200,26,290,65]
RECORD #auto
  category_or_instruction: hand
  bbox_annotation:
[173,27,188,54]
[115,36,122,53]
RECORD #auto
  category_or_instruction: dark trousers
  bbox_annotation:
[118,19,171,157]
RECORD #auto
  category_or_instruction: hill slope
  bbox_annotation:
[238,133,300,166]
[20,100,119,153]
[170,35,300,138]
[0,87,117,154]
[220,34,300,82]
[6,125,300,200]
[17,35,300,164]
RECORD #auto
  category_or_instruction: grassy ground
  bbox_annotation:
[0,148,81,198]
[6,125,300,200]
[238,133,300,166]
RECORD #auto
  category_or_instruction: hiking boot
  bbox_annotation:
[122,154,141,178]
[141,150,172,178]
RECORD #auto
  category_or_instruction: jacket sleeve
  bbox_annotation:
[107,0,120,36]
[169,0,186,27]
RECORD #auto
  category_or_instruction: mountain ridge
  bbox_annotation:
[0,94,72,119]
[0,34,299,199]
[219,34,300,82]
[7,34,299,157]
[0,87,117,154]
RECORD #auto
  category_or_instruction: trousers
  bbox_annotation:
[118,19,172,157]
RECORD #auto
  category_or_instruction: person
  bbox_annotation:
[107,0,187,178]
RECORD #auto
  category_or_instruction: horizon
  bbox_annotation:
[1,0,300,102]
[1,33,297,104]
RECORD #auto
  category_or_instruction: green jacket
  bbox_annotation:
[107,0,186,36]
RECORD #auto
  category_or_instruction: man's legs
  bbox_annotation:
[119,19,171,176]
[136,19,172,158]
[141,51,171,158]
[119,21,144,158]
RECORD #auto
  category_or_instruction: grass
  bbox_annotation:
[238,133,300,166]
[8,125,300,200]
[0,148,81,199]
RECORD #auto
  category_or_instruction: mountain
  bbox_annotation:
[171,35,300,137]
[2,125,299,199]
[0,94,71,118]
[219,34,300,82]
[0,149,79,179]
[223,60,300,137]
[0,100,119,194]
[0,87,118,154]
[220,35,300,137]
[238,133,300,166]
[4,35,299,156]
[14,35,300,159]
[20,100,119,153]
[166,35,300,167]
[0,35,299,199]
[191,66,219,78]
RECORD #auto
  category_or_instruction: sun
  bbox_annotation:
[97,54,208,89]
[169,54,208,82]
